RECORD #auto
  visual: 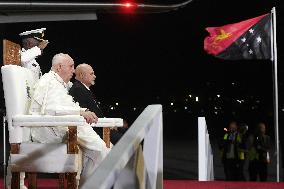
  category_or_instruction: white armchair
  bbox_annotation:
[1,64,123,189]
[2,64,85,189]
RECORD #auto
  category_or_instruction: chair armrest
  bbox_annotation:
[12,115,85,127]
[91,118,123,127]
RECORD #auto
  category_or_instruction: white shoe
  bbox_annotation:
[21,185,28,189]
[20,172,27,189]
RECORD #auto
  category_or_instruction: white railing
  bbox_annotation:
[198,117,214,181]
[81,104,163,189]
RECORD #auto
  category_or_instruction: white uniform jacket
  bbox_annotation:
[21,46,42,80]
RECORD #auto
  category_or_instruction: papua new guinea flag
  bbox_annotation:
[204,14,271,60]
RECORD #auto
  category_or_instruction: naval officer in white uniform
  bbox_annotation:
[6,28,49,189]
[19,28,49,80]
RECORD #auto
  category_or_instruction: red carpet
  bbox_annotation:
[164,180,284,189]
[0,179,58,189]
[1,179,284,189]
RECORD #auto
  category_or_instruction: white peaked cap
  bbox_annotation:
[19,28,46,36]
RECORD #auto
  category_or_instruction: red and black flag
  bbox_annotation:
[204,14,271,60]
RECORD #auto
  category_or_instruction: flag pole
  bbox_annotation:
[271,6,279,182]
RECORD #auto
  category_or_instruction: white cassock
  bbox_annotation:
[29,70,109,186]
[21,46,42,81]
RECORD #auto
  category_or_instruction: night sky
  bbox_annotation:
[0,0,283,139]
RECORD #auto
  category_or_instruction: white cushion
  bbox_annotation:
[10,143,79,173]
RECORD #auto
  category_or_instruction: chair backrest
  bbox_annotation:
[3,39,21,66]
[1,65,35,143]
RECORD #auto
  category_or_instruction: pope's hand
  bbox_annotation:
[80,111,98,124]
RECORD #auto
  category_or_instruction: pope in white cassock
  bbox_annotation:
[29,53,109,186]
[19,28,49,81]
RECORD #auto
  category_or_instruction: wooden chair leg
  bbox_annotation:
[66,173,77,189]
[103,127,111,148]
[11,172,20,189]
[59,173,66,189]
[28,173,37,189]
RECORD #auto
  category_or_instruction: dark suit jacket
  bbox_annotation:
[69,80,125,144]
[69,80,103,137]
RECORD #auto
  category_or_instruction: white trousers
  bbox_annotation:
[79,146,110,187]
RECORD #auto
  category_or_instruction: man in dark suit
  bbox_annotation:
[69,63,125,144]
[69,63,103,137]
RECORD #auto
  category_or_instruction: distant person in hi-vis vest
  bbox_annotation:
[219,121,245,181]
[247,122,271,181]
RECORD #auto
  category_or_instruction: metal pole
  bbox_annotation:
[3,115,6,188]
[271,7,279,182]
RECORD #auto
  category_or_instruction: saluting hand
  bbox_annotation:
[38,40,49,50]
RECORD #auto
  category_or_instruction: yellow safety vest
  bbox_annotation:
[223,133,245,160]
